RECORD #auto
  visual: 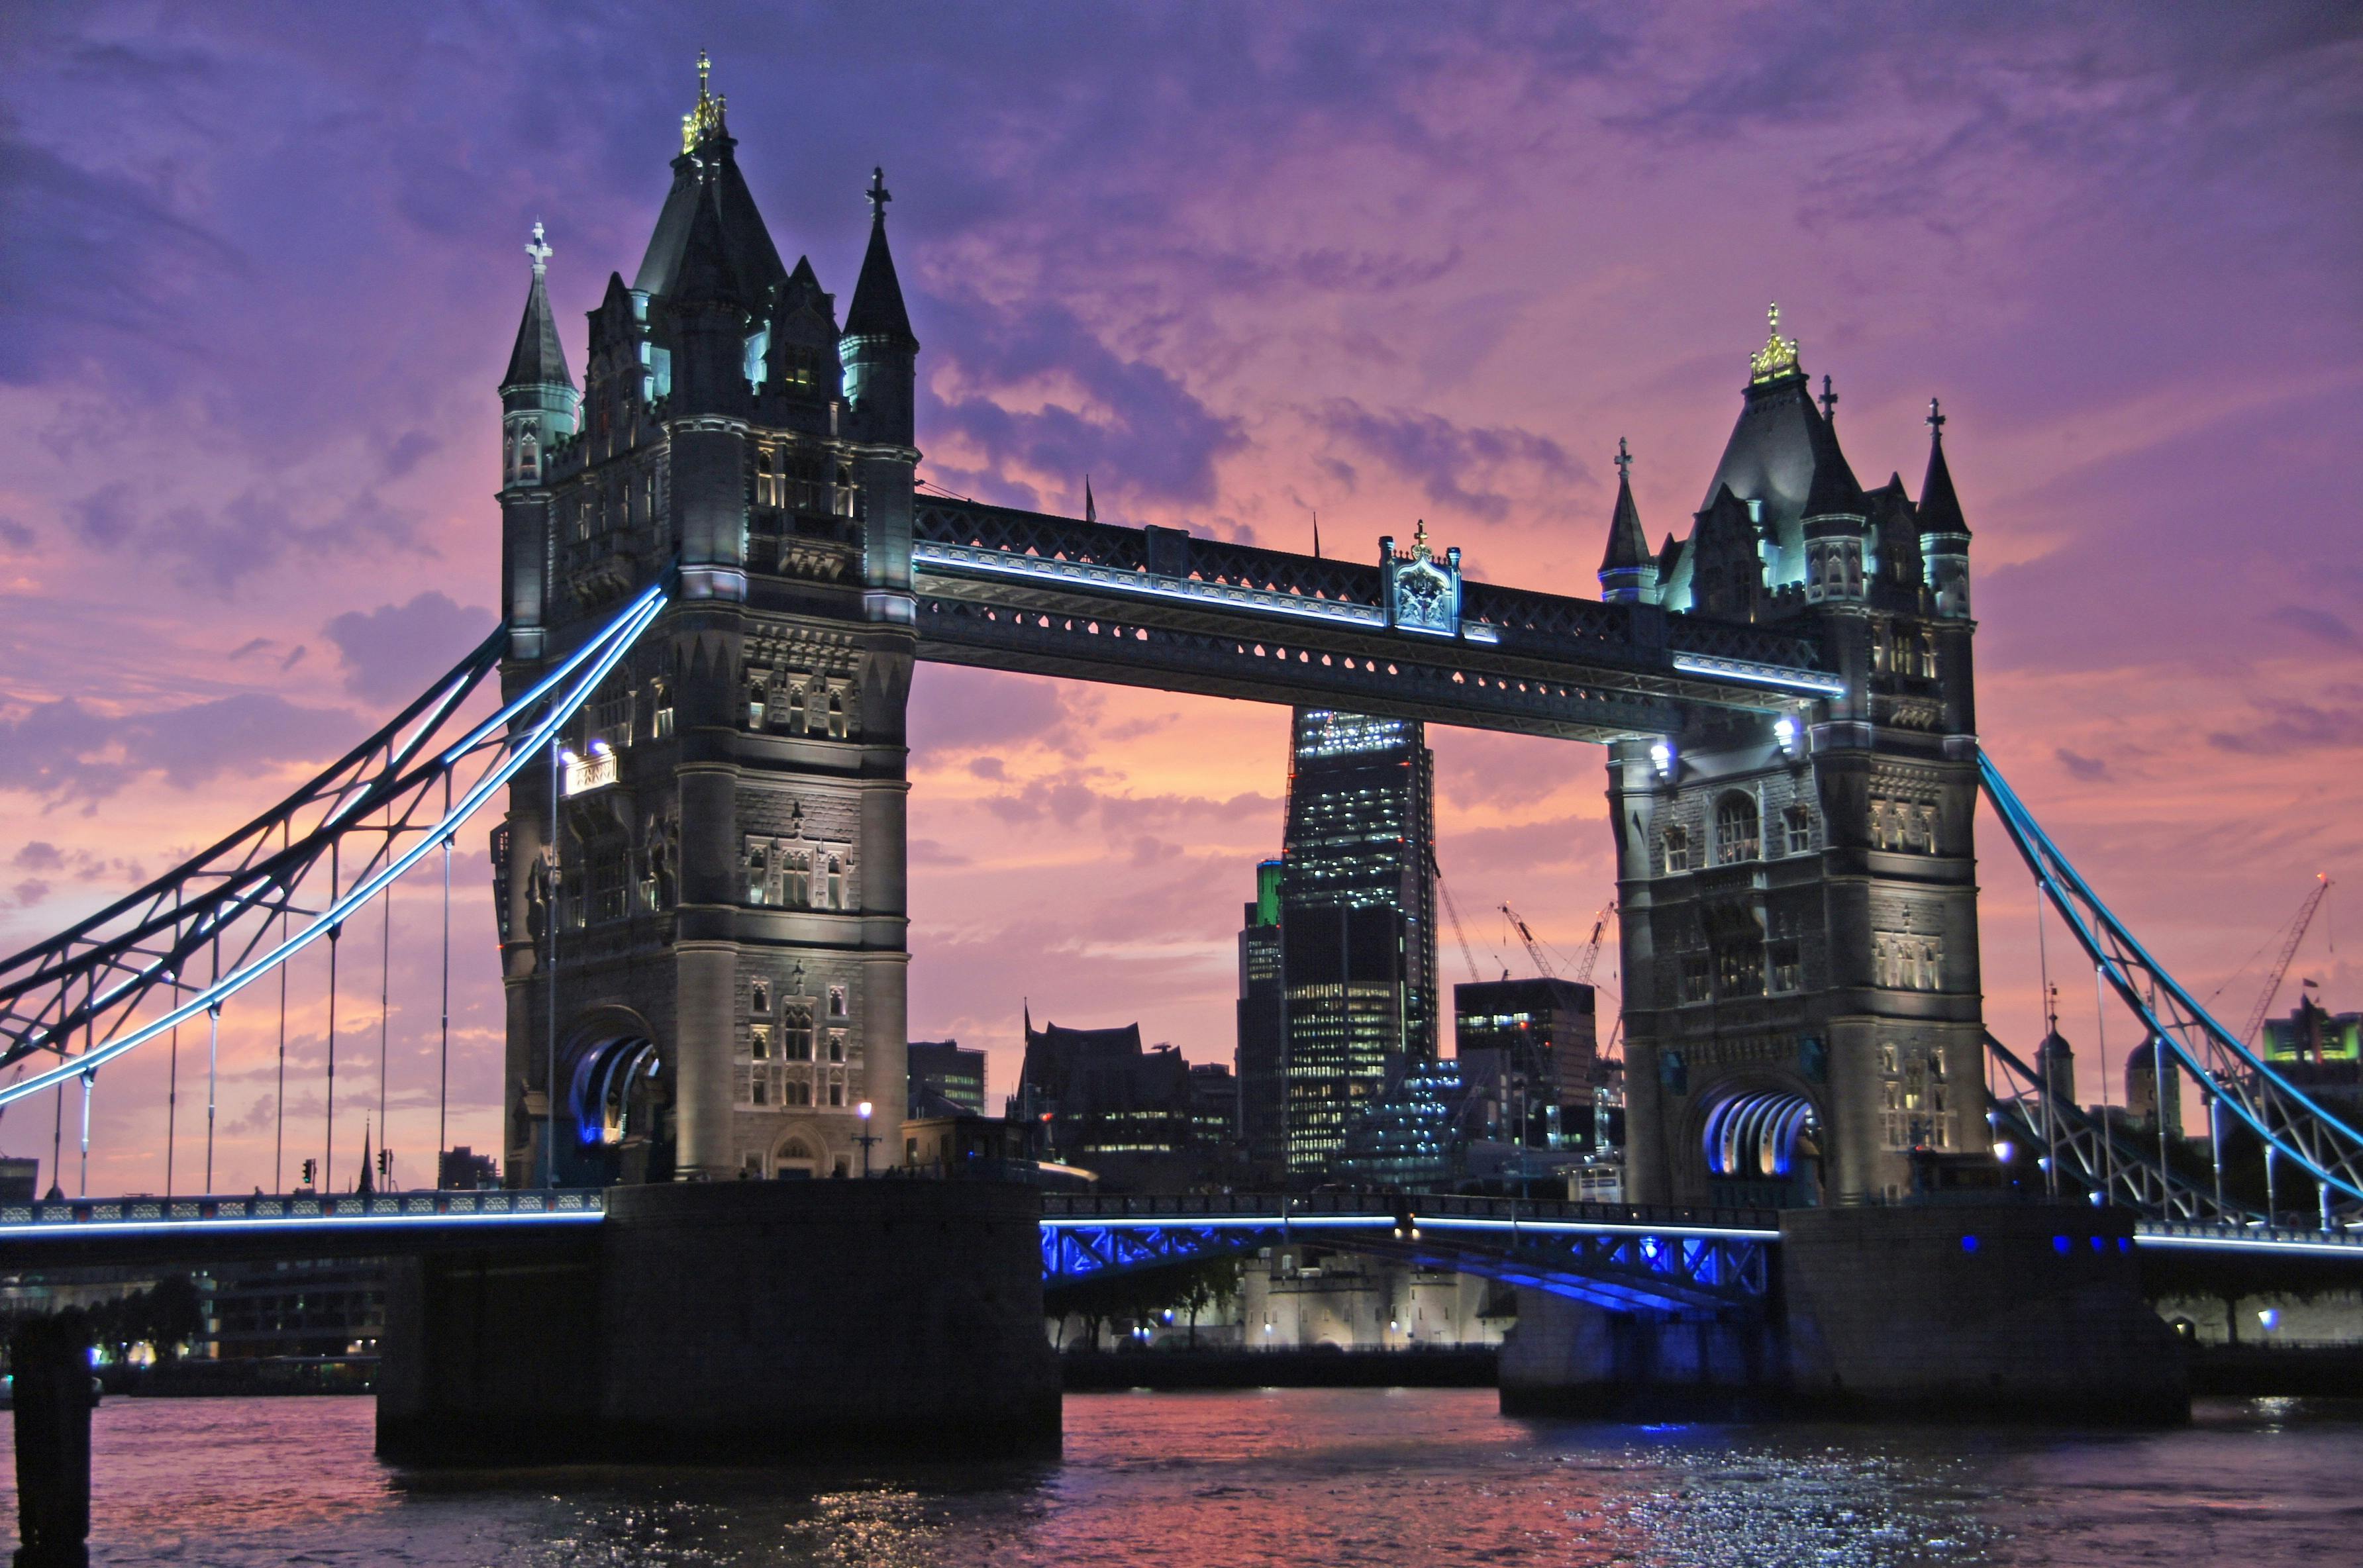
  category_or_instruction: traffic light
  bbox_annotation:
[299,1158,317,1189]
[376,1147,391,1179]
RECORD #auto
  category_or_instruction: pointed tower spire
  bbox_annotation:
[498,222,578,495]
[843,165,919,444]
[1918,397,1972,618]
[1597,438,1660,605]
[1084,475,1097,524]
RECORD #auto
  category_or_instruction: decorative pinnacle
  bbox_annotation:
[1819,373,1838,422]
[525,220,552,277]
[681,49,728,154]
[1613,436,1633,482]
[1411,518,1431,560]
[868,166,892,223]
[1927,396,1946,443]
[1749,301,1800,383]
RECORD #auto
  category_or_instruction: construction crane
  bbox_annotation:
[1430,852,1496,984]
[1572,902,1616,985]
[2240,873,2333,1046]
[1501,903,1562,980]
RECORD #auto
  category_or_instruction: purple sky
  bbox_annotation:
[1,4,2358,1191]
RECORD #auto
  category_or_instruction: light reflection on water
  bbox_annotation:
[4,1390,2359,1565]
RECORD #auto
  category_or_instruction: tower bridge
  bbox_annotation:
[2,59,2358,1447]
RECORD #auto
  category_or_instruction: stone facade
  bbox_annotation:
[493,70,917,1185]
[1609,329,1984,1207]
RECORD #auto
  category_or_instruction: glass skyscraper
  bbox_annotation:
[1234,709,1437,1180]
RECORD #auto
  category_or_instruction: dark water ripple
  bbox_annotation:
[3,1390,2357,1565]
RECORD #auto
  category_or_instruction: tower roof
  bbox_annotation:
[1919,399,1969,537]
[844,168,917,345]
[1599,439,1652,573]
[666,181,746,309]
[501,222,573,390]
[632,58,787,305]
[1690,312,1867,575]
[1800,397,1864,520]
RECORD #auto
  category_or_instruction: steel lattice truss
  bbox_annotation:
[911,498,1842,738]
[0,581,670,1108]
[1982,753,2363,1219]
[1040,1193,1776,1314]
[1984,1032,2252,1222]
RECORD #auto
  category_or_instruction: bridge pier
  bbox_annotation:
[1501,1204,2187,1423]
[376,1181,1058,1464]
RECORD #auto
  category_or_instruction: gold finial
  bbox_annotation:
[1411,518,1432,560]
[525,220,552,277]
[1749,301,1800,383]
[681,49,728,154]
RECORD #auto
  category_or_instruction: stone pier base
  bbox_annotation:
[1501,1204,2187,1424]
[377,1181,1060,1464]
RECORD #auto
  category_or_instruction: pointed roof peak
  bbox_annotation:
[1919,397,1968,536]
[681,48,729,154]
[501,222,572,391]
[1801,399,1863,519]
[666,181,744,309]
[1749,301,1802,383]
[844,164,917,346]
[1599,438,1652,574]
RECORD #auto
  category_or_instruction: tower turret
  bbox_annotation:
[1917,399,1972,618]
[842,168,919,448]
[1597,438,1660,605]
[499,223,578,659]
[499,222,578,490]
[1798,385,1868,605]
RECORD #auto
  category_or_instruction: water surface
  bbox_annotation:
[4,1390,2356,1564]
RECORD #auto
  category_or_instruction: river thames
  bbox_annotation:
[3,1389,2355,1565]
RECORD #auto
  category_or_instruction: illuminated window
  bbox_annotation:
[1662,826,1691,874]
[1715,793,1760,865]
[751,979,770,1015]
[829,985,848,1019]
[783,1004,814,1061]
[746,842,769,906]
[750,1024,771,1061]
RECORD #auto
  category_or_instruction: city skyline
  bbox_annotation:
[1,5,2358,1192]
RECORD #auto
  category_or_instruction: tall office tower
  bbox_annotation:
[1271,709,1438,1177]
[1234,859,1287,1177]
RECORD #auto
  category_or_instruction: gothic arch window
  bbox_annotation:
[746,841,770,906]
[751,979,770,1015]
[783,1002,814,1061]
[827,693,846,739]
[787,686,806,731]
[519,434,538,479]
[826,856,845,910]
[1714,793,1760,865]
[785,846,811,908]
[1661,825,1691,875]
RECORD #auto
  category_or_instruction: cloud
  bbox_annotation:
[12,879,48,907]
[2278,605,2356,648]
[0,516,33,550]
[323,592,497,706]
[13,842,64,871]
[2055,748,2111,781]
[909,666,1078,756]
[64,483,430,591]
[1317,400,1585,523]
[0,691,355,806]
[921,295,1246,509]
[227,637,274,662]
[2207,698,2363,757]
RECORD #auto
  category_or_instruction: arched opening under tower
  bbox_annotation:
[1698,1087,1821,1208]
[562,1026,675,1187]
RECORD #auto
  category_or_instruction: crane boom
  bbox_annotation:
[1500,902,1556,979]
[1573,902,1616,985]
[1430,852,1486,985]
[2240,874,2332,1046]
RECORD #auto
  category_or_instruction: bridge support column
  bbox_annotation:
[1501,1204,2186,1423]
[377,1181,1058,1464]
[9,1313,93,1568]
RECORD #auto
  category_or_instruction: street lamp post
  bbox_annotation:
[855,1101,879,1178]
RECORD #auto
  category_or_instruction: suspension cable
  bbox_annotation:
[378,796,393,1186]
[437,771,452,1185]
[275,819,289,1193]
[205,930,220,1195]
[326,840,340,1191]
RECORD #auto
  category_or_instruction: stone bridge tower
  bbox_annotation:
[1604,312,1984,1207]
[492,60,916,1185]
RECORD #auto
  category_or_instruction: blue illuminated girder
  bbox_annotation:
[1982,753,2363,1219]
[1040,1193,1777,1314]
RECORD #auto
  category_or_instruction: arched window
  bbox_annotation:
[827,693,846,739]
[519,434,538,479]
[1715,793,1760,865]
[826,856,844,910]
[787,687,805,730]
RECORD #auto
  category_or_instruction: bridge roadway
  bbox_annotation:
[4,1189,2357,1312]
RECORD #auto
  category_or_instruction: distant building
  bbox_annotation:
[1336,1056,1466,1190]
[2122,1035,2183,1138]
[1188,1062,1239,1148]
[907,1038,988,1117]
[0,1157,36,1204]
[437,1147,500,1191]
[1011,1014,1204,1189]
[2260,997,2363,1115]
[1453,977,1603,1148]
[1236,860,1287,1176]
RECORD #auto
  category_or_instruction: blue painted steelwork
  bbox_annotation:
[0,1188,606,1239]
[0,579,670,1107]
[1040,1193,1778,1314]
[1701,1091,1817,1179]
[1981,753,2363,1217]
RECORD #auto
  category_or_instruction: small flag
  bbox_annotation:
[2303,977,2321,988]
